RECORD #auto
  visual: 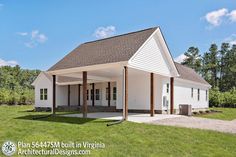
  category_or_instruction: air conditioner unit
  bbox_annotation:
[179,104,192,116]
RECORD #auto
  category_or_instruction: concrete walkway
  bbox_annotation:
[62,112,183,123]
[150,117,236,134]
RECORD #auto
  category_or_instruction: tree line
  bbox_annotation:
[182,43,236,107]
[0,65,40,105]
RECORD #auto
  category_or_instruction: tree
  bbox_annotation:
[222,44,236,91]
[203,44,219,88]
[0,65,40,105]
[181,47,201,73]
[219,43,230,91]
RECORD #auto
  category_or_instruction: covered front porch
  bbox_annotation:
[49,62,176,120]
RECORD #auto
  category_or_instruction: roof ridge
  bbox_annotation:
[83,27,158,45]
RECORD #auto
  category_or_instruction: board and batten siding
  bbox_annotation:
[128,35,172,77]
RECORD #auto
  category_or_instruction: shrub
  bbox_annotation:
[209,87,236,107]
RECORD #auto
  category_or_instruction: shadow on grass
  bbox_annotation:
[15,114,117,125]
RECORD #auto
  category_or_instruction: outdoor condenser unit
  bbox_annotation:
[179,104,192,116]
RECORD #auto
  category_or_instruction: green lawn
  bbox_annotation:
[196,108,236,120]
[0,105,236,157]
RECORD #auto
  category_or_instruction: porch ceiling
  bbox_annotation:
[55,65,124,85]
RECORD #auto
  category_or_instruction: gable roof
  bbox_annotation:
[48,27,157,71]
[174,62,210,86]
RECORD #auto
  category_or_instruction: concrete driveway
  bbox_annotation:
[150,117,236,134]
[62,112,182,123]
[62,112,236,134]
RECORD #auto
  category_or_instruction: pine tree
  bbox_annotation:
[219,43,230,91]
[181,47,201,73]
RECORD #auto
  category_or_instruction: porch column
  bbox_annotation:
[92,83,95,106]
[150,73,154,117]
[78,84,81,106]
[170,77,174,114]
[108,82,111,107]
[83,71,87,118]
[52,75,56,115]
[124,66,128,120]
[68,85,70,106]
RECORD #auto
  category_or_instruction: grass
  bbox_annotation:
[0,105,236,157]
[195,107,236,121]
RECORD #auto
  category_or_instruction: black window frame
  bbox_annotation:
[40,89,44,100]
[198,89,200,101]
[113,87,117,100]
[166,83,169,93]
[95,89,100,100]
[191,88,193,98]
[44,88,48,100]
[40,88,47,100]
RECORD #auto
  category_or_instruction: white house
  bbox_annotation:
[32,27,211,119]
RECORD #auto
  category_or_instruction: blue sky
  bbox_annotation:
[0,0,236,70]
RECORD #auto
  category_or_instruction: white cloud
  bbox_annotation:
[17,30,48,48]
[204,8,236,27]
[94,26,116,39]
[225,34,236,45]
[17,32,28,36]
[37,34,47,43]
[174,54,187,63]
[31,30,47,43]
[228,10,236,22]
[0,58,18,67]
[31,30,39,39]
[205,8,228,26]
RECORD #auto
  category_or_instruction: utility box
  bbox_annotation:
[179,104,192,116]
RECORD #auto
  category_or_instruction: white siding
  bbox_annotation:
[34,73,52,108]
[56,85,67,106]
[174,79,209,110]
[34,70,209,111]
[116,68,167,111]
[129,35,171,76]
[69,85,78,106]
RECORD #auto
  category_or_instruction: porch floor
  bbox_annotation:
[62,112,183,123]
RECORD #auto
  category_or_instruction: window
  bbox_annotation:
[40,89,44,100]
[106,88,109,100]
[206,90,208,101]
[166,83,169,93]
[198,89,200,101]
[40,88,47,100]
[90,89,94,100]
[95,89,100,100]
[113,87,117,100]
[87,90,89,100]
[44,89,47,100]
[191,88,193,98]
